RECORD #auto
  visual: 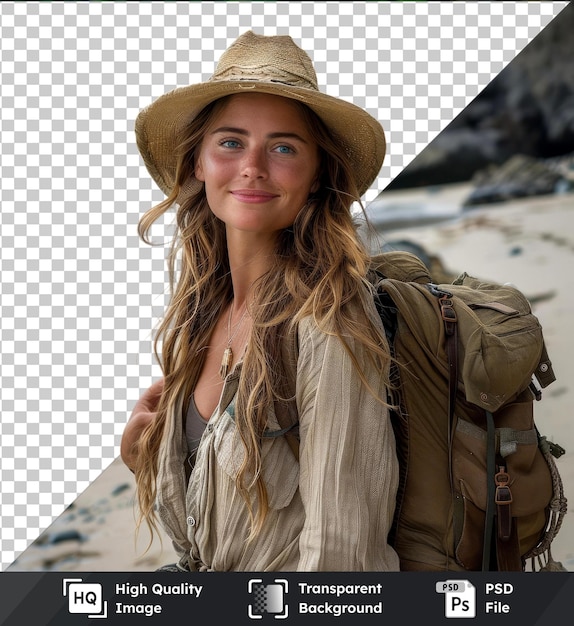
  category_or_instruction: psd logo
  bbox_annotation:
[63,579,108,619]
[248,579,288,619]
[436,580,476,618]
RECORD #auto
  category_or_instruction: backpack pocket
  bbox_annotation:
[452,397,553,570]
[456,285,545,412]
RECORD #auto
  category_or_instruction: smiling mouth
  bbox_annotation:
[231,190,278,203]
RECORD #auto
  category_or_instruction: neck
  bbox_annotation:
[226,231,276,306]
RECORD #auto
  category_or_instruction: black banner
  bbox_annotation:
[0,571,572,625]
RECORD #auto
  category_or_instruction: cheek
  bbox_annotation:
[284,159,316,190]
[195,153,234,188]
[195,148,222,183]
[194,154,205,182]
[299,154,320,195]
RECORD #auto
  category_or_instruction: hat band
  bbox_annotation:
[210,65,319,91]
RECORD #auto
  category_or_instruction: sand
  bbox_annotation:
[7,183,574,572]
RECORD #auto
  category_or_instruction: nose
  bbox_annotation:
[241,147,268,179]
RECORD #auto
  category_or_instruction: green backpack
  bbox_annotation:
[274,250,567,571]
[370,251,566,571]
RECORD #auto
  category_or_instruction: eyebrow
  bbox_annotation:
[209,126,309,144]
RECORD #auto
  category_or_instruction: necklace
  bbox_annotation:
[219,301,249,379]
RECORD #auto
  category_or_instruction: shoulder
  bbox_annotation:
[297,285,383,355]
[297,284,382,335]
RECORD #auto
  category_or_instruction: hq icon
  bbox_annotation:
[63,579,108,619]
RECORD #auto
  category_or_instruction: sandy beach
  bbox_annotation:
[7,183,574,572]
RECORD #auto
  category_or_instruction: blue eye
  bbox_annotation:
[221,140,241,149]
[275,145,293,154]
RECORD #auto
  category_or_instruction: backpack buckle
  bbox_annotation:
[439,294,457,335]
[495,467,513,541]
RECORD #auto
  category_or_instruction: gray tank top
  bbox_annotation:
[185,395,208,468]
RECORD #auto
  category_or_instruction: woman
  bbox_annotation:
[121,31,399,572]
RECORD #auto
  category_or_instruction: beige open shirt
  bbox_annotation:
[155,310,400,571]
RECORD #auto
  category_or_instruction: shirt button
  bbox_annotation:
[187,516,196,527]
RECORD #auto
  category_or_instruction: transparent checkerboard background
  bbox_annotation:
[0,1,566,570]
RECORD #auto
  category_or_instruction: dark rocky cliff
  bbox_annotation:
[385,3,574,191]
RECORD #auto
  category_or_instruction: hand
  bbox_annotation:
[132,378,165,417]
[120,379,165,471]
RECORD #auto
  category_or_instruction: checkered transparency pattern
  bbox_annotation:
[0,1,566,570]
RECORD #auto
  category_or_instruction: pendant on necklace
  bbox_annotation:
[219,346,233,380]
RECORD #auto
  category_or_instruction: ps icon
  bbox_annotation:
[436,579,476,618]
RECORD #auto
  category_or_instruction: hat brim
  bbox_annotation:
[135,80,386,198]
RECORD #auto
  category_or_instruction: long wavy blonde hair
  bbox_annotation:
[133,95,390,541]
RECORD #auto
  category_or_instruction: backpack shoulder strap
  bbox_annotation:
[370,250,432,284]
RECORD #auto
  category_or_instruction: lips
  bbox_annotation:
[230,189,278,203]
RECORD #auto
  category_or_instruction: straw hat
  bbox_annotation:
[135,31,386,198]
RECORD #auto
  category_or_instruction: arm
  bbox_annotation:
[295,319,400,571]
[120,378,164,471]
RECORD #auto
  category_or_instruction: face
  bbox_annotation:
[195,93,320,240]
